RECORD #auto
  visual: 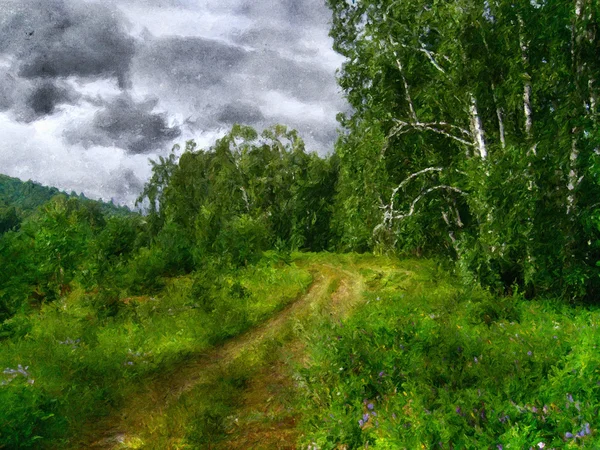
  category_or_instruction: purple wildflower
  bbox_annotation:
[367,403,374,411]
[358,419,364,427]
[378,371,385,378]
[584,423,591,435]
[497,445,503,450]
[577,430,586,438]
[565,432,574,439]
[456,406,462,415]
[527,351,532,356]
[567,393,574,403]
[363,413,369,423]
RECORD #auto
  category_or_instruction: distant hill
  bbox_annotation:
[0,173,134,233]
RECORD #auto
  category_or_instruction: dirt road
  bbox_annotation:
[76,261,364,449]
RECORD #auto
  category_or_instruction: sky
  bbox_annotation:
[0,0,346,206]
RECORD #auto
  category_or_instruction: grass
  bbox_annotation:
[0,257,312,448]
[294,256,600,449]
[2,252,599,449]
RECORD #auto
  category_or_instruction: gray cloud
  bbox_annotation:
[0,0,347,206]
[113,168,144,202]
[132,33,340,138]
[135,36,247,89]
[217,102,264,125]
[0,67,79,122]
[0,0,135,88]
[0,70,17,112]
[243,50,335,102]
[65,93,181,154]
[235,0,328,26]
[25,81,78,119]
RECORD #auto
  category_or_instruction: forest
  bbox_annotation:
[1,0,599,448]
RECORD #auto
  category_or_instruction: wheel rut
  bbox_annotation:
[76,262,364,449]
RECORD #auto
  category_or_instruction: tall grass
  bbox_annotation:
[296,258,600,449]
[0,256,311,448]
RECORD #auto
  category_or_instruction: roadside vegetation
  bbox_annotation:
[0,250,311,448]
[295,256,600,449]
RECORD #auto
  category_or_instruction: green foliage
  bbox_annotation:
[0,202,20,234]
[296,259,600,449]
[0,173,132,220]
[326,0,600,300]
[0,257,311,448]
[137,125,339,262]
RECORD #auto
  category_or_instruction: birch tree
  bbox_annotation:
[328,0,600,298]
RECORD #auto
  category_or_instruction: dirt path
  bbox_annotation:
[75,262,364,449]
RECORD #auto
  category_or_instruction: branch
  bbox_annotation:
[387,119,474,148]
[388,38,418,122]
[418,44,446,74]
[391,185,467,221]
[383,166,444,220]
[391,167,444,195]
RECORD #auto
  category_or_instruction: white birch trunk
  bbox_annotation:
[469,94,487,159]
[567,0,586,214]
[491,83,506,149]
[518,15,534,153]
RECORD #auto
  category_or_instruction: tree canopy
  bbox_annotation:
[328,0,600,299]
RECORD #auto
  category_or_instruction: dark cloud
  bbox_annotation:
[235,0,328,25]
[0,70,17,112]
[135,36,247,89]
[113,168,144,201]
[0,0,346,208]
[65,93,181,153]
[251,50,335,102]
[217,102,264,125]
[0,66,78,122]
[0,0,135,88]
[25,81,77,118]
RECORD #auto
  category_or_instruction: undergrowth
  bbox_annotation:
[0,255,311,448]
[296,258,600,449]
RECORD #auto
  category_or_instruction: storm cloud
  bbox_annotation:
[0,67,79,122]
[65,93,181,154]
[0,0,347,205]
[0,0,135,87]
[217,102,264,125]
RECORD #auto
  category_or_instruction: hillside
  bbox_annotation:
[0,173,133,233]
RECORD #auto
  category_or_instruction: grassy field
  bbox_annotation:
[1,253,599,449]
[294,255,600,449]
[0,255,312,448]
